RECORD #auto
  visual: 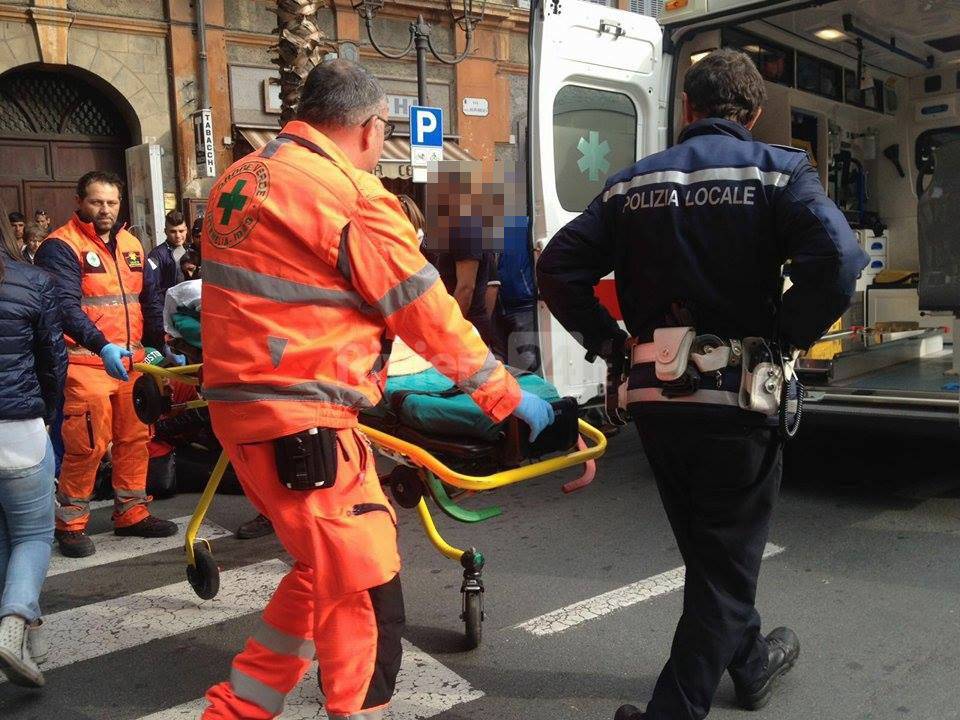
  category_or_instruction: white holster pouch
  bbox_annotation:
[652,327,696,382]
[738,338,783,416]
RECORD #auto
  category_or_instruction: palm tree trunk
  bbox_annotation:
[273,0,335,125]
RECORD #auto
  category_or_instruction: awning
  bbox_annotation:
[236,127,476,180]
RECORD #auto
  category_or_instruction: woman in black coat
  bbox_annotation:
[0,210,66,688]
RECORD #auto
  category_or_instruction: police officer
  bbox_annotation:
[537,49,868,720]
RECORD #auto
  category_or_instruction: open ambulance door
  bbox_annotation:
[528,0,666,404]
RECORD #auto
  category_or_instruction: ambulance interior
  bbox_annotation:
[673,0,960,414]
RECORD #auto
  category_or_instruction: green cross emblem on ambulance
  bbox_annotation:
[577,131,611,182]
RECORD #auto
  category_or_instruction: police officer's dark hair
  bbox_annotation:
[8,211,24,224]
[77,171,124,200]
[297,59,385,128]
[165,209,186,228]
[684,49,767,126]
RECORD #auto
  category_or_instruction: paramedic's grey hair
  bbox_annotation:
[297,59,386,128]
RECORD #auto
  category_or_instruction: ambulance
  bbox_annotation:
[528,0,960,433]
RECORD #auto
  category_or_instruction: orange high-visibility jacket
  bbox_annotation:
[201,120,521,445]
[48,215,146,366]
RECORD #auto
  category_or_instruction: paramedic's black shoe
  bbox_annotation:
[734,627,800,710]
[55,530,95,558]
[236,513,274,540]
[614,704,646,720]
[115,515,178,538]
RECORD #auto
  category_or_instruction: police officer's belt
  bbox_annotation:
[623,328,786,415]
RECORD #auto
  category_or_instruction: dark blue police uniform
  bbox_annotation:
[538,118,868,720]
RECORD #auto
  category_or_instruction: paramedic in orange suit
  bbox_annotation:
[33,171,178,560]
[199,59,556,720]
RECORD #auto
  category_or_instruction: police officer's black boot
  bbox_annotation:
[613,704,646,720]
[733,627,800,710]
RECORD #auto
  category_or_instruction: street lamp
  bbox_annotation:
[351,0,487,106]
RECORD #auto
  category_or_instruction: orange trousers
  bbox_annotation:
[56,363,150,531]
[203,428,404,720]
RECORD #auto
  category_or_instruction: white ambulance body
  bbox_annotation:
[529,0,960,433]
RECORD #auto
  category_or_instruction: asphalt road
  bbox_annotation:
[3,424,960,720]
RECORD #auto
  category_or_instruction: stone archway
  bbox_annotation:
[0,64,136,226]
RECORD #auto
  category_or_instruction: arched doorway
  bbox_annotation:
[0,65,136,228]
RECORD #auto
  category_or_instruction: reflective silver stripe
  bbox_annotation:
[55,495,90,522]
[602,166,790,202]
[114,491,149,511]
[204,381,373,408]
[81,293,140,307]
[252,622,315,659]
[259,135,293,159]
[337,224,352,283]
[204,259,370,310]
[374,264,439,316]
[329,710,386,720]
[229,667,285,715]
[625,387,741,408]
[459,352,500,395]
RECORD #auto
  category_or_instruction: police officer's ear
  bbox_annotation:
[744,107,763,131]
[681,92,699,126]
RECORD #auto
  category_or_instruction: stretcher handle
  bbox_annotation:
[133,362,203,386]
[358,418,607,492]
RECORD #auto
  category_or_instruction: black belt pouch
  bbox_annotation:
[274,428,338,490]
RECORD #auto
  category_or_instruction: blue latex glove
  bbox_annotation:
[100,343,133,381]
[163,344,187,366]
[512,390,556,442]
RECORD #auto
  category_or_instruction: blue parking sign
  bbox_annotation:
[410,106,443,148]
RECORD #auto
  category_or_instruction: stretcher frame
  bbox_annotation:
[133,362,607,647]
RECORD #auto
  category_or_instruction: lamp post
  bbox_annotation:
[351,0,487,107]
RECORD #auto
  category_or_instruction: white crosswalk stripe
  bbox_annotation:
[136,640,483,720]
[515,543,786,637]
[26,543,484,720]
[46,516,230,577]
[1,560,289,684]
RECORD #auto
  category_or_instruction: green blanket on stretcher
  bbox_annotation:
[172,307,201,348]
[367,367,560,444]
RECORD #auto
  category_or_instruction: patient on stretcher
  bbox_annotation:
[159,283,580,473]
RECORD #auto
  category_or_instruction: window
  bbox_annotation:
[844,69,885,112]
[721,28,794,87]
[796,53,842,100]
[553,86,637,212]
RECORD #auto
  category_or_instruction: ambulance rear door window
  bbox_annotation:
[553,85,637,212]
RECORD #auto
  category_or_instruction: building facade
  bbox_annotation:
[0,0,539,244]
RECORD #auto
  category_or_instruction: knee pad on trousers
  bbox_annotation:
[361,574,405,710]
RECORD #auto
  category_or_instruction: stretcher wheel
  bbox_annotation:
[133,374,171,425]
[187,542,220,600]
[388,466,423,509]
[462,589,483,649]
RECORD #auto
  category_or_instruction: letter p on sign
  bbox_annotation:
[410,106,443,148]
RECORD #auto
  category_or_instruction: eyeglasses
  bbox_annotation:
[362,114,395,140]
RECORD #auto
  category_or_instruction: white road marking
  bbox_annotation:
[516,543,786,637]
[0,560,289,683]
[137,639,483,720]
[47,516,230,577]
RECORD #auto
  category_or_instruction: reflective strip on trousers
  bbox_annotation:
[229,667,286,716]
[204,259,374,312]
[329,710,386,720]
[55,494,90,521]
[625,387,742,408]
[372,264,440,316]
[204,381,373,408]
[114,490,149,513]
[252,621,315,659]
[81,293,140,307]
[458,352,500,395]
[602,166,791,202]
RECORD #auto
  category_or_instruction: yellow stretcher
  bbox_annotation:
[132,362,607,648]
